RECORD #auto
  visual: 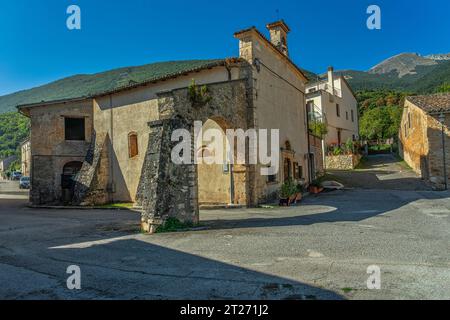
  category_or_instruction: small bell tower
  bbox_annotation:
[266,20,290,56]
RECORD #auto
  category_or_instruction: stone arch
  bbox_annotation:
[140,79,255,233]
[197,117,232,206]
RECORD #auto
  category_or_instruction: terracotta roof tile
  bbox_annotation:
[406,93,450,113]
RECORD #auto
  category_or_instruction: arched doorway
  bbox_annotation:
[197,118,232,206]
[61,161,83,203]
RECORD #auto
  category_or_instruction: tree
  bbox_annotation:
[360,106,392,140]
[437,82,450,93]
[0,112,30,159]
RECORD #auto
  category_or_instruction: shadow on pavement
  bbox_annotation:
[43,239,344,300]
[200,189,449,231]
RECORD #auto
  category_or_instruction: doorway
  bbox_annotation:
[61,161,83,203]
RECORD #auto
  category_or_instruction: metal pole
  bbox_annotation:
[442,122,448,190]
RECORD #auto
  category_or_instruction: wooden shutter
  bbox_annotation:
[129,133,138,158]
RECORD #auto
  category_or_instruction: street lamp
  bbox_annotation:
[438,112,447,191]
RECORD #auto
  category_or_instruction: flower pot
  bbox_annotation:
[309,186,323,194]
[279,197,290,206]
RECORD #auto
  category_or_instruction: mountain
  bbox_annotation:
[0,59,226,114]
[1,53,449,115]
[337,53,450,93]
[368,53,438,78]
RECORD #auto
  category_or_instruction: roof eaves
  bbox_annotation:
[16,59,241,110]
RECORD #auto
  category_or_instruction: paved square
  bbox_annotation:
[1,173,449,299]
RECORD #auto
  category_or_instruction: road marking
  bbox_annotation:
[49,235,137,249]
[307,250,324,258]
[0,194,29,199]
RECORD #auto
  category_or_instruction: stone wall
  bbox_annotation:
[398,101,428,175]
[426,113,450,189]
[325,154,361,170]
[72,131,111,205]
[28,100,92,205]
[399,101,450,189]
[309,134,324,176]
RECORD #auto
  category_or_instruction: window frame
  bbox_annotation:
[128,132,139,159]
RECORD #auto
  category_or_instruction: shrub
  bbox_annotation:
[155,217,195,233]
[280,178,297,198]
[332,146,343,156]
[188,79,211,107]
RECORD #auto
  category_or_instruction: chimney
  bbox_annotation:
[266,20,290,56]
[327,66,334,94]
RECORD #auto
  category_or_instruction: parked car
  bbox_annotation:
[11,171,22,180]
[19,176,30,189]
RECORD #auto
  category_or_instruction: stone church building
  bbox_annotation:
[18,20,323,232]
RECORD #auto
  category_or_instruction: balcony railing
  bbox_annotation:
[307,81,342,98]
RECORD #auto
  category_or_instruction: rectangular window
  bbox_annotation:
[336,104,340,117]
[351,110,354,122]
[408,113,412,128]
[65,118,85,141]
[267,173,277,183]
[294,162,303,179]
[346,111,349,120]
[128,133,139,158]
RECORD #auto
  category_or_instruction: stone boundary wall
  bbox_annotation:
[326,154,361,170]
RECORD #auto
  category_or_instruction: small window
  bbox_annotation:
[346,111,349,120]
[197,146,214,160]
[267,173,277,183]
[128,133,139,158]
[351,110,354,122]
[408,113,412,128]
[285,141,292,151]
[65,118,85,141]
[336,104,340,117]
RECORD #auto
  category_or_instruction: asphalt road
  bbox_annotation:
[0,158,449,300]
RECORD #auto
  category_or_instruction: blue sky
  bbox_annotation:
[0,0,449,96]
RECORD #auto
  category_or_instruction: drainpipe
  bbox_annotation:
[109,95,115,202]
[439,112,448,190]
[229,163,235,205]
[305,102,312,184]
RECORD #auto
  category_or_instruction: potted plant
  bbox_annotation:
[294,183,305,203]
[279,178,297,206]
[309,179,324,194]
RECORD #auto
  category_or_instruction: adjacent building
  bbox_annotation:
[399,93,450,189]
[21,138,31,177]
[305,67,359,147]
[18,20,324,231]
[0,155,17,178]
